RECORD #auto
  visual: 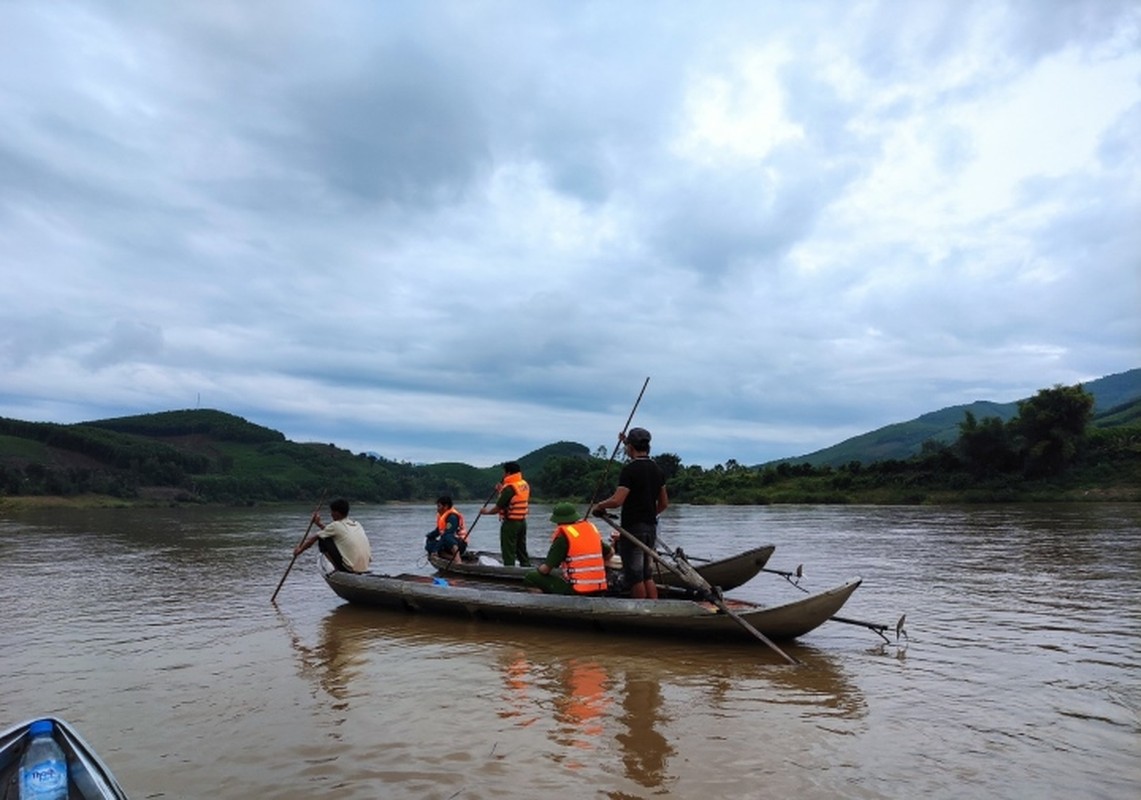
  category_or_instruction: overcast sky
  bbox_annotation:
[1,1,1138,468]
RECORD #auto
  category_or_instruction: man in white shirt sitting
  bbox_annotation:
[294,497,371,573]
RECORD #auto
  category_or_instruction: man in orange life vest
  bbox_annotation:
[425,495,467,559]
[481,461,531,566]
[524,502,613,594]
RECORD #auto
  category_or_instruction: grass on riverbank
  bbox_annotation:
[0,493,137,510]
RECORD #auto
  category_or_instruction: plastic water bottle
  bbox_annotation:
[19,719,68,800]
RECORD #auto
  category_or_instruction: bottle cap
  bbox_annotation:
[28,719,54,736]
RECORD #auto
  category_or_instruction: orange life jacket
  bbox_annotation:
[499,473,530,521]
[437,508,468,542]
[555,521,608,594]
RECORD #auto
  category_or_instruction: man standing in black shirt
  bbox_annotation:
[592,427,669,599]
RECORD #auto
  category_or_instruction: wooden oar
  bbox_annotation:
[439,486,499,575]
[596,513,800,665]
[583,376,650,517]
[270,491,328,604]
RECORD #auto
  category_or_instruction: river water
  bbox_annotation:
[0,502,1137,799]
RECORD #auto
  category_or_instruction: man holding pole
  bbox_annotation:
[294,498,371,573]
[481,461,531,566]
[592,427,668,599]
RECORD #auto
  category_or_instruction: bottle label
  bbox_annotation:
[22,758,67,795]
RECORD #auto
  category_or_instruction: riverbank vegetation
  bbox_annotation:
[1,384,1137,509]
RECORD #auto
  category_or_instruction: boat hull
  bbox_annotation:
[430,544,777,592]
[322,568,861,642]
[0,717,130,800]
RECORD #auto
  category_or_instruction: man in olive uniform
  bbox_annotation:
[481,461,531,566]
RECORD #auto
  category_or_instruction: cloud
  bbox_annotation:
[83,320,166,369]
[0,0,1137,468]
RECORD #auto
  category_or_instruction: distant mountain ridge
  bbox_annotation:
[768,367,1141,468]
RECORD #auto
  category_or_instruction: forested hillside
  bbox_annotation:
[776,368,1140,467]
[0,411,596,504]
[0,377,1138,506]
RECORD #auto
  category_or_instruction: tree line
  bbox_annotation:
[1,384,1137,505]
[540,384,1137,504]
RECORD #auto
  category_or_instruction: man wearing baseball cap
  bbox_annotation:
[591,427,669,599]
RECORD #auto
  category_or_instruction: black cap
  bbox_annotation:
[626,427,651,447]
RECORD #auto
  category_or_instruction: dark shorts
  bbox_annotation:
[318,536,350,572]
[617,522,657,583]
[426,531,466,555]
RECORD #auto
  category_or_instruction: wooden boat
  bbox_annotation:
[429,543,777,592]
[0,717,130,799]
[321,564,862,642]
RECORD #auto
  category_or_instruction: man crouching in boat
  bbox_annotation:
[524,503,612,595]
[295,498,372,573]
[425,495,468,560]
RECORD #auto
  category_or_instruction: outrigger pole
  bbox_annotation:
[760,561,907,645]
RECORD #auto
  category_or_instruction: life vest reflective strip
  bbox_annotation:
[437,509,467,541]
[557,521,608,594]
[501,473,530,520]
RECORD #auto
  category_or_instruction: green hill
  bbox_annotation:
[87,408,285,443]
[1093,397,1141,427]
[774,368,1141,468]
[1084,368,1141,412]
[518,441,592,474]
[0,409,591,505]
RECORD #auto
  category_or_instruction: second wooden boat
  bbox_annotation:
[430,543,776,592]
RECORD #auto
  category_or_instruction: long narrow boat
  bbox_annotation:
[429,544,776,592]
[0,717,130,799]
[321,565,861,642]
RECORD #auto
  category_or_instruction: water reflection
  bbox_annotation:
[551,659,611,753]
[286,604,868,800]
[496,650,673,788]
[279,606,370,711]
[649,642,868,724]
[496,652,614,762]
[771,647,870,721]
[612,672,674,796]
[497,650,541,729]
